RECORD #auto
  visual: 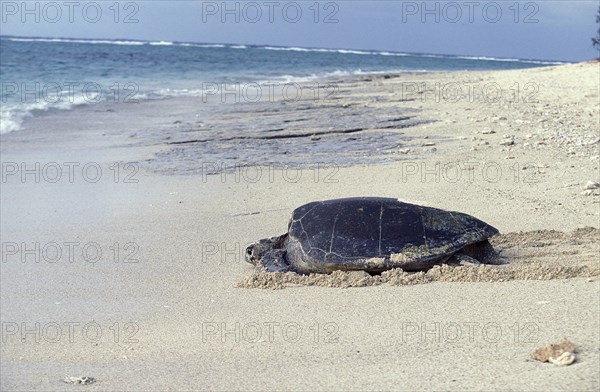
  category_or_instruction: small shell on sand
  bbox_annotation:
[585,181,600,190]
[549,352,577,366]
[533,338,577,366]
[63,376,96,385]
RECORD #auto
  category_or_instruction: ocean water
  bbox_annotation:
[0,36,567,134]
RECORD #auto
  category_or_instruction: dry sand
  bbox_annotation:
[1,62,599,391]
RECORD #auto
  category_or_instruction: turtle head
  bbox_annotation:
[244,243,263,265]
[245,235,287,266]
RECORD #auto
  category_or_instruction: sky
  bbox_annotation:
[1,0,599,61]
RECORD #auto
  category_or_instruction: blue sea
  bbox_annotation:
[0,36,567,134]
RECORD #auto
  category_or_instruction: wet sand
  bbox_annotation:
[1,62,599,391]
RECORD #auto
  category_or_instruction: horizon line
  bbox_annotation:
[0,34,573,64]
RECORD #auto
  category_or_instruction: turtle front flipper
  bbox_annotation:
[259,250,292,273]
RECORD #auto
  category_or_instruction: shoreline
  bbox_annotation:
[0,59,578,137]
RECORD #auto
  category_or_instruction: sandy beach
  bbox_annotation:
[1,62,599,391]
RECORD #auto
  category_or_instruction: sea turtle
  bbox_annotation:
[245,197,500,274]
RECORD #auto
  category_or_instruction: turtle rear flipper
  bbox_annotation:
[447,253,481,266]
[259,250,292,273]
[460,240,506,265]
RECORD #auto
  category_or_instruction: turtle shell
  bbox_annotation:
[285,197,498,272]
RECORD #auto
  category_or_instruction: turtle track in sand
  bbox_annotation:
[237,227,599,289]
